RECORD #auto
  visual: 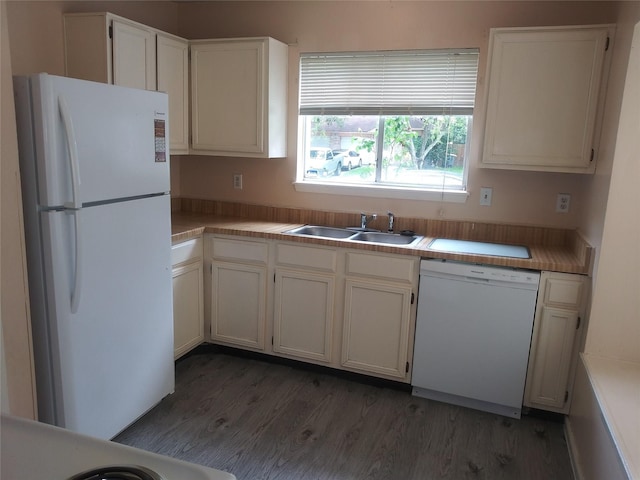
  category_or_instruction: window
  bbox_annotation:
[297,49,479,198]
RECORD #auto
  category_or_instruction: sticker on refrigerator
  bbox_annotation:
[154,119,166,163]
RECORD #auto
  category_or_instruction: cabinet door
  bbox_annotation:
[172,261,204,359]
[157,34,189,154]
[191,40,265,155]
[526,306,579,409]
[482,26,610,173]
[211,261,266,350]
[112,20,156,90]
[342,279,412,379]
[273,268,334,363]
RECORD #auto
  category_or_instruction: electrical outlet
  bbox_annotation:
[233,173,243,190]
[480,187,492,206]
[556,193,571,213]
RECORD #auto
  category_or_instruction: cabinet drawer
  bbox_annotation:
[543,276,584,309]
[212,237,268,264]
[276,243,337,272]
[346,252,417,283]
[171,237,203,266]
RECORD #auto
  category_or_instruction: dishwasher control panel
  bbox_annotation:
[420,259,540,287]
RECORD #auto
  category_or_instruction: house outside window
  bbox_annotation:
[297,49,479,200]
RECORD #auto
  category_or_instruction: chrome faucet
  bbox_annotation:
[387,211,395,232]
[360,212,377,229]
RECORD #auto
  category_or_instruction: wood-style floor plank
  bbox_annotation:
[115,352,574,480]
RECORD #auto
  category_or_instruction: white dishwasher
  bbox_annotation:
[412,259,540,418]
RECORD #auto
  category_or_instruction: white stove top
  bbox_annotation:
[1,415,235,480]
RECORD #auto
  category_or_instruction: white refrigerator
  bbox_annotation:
[13,73,175,440]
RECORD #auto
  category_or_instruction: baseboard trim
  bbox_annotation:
[565,417,583,480]
[181,343,413,393]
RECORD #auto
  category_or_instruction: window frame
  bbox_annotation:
[295,48,479,202]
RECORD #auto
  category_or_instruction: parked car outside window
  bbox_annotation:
[305,147,342,177]
[332,149,366,171]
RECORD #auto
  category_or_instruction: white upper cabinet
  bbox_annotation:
[481,25,613,173]
[190,37,288,158]
[63,13,189,155]
[64,16,288,158]
[111,19,156,90]
[157,33,190,154]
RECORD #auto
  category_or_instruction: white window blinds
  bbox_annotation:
[299,49,479,116]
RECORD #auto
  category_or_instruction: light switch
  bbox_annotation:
[480,187,492,206]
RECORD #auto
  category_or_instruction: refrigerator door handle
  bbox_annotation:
[58,96,82,210]
[70,209,83,313]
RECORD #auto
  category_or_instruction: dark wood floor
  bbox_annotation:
[115,351,574,480]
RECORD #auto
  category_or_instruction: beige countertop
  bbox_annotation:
[171,211,592,275]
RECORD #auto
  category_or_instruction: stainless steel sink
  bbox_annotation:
[284,225,355,239]
[284,225,423,246]
[349,231,423,246]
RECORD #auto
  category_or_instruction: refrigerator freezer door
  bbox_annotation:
[27,73,169,208]
[34,195,174,439]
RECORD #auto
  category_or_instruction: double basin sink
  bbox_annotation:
[285,225,423,246]
[285,226,531,258]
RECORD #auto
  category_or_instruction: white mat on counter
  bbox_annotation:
[428,238,531,259]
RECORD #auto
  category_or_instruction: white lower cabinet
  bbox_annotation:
[342,279,413,379]
[524,271,588,413]
[180,234,592,396]
[273,243,337,363]
[341,252,418,381]
[171,237,204,359]
[208,236,269,351]
[204,235,419,382]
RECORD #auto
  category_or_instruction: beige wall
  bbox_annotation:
[174,1,619,228]
[567,15,638,479]
[6,0,622,229]
[579,2,640,281]
[1,0,37,419]
[585,17,640,363]
[7,0,179,77]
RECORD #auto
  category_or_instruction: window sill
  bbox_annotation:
[293,181,469,203]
